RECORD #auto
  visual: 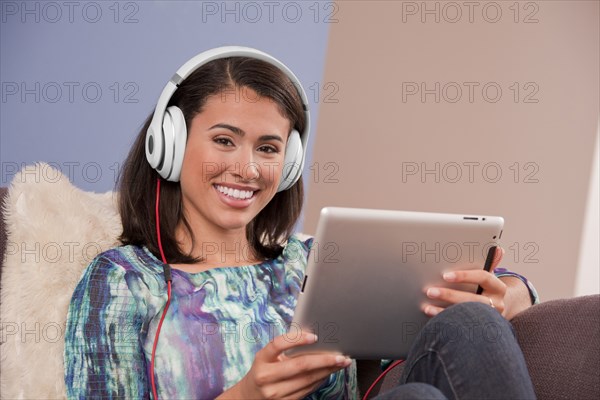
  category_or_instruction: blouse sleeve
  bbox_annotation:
[64,254,149,399]
[493,267,540,305]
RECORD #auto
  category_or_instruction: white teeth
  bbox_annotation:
[215,185,254,200]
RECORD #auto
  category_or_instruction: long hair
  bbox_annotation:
[117,57,306,263]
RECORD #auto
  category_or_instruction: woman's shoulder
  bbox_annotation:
[275,233,314,277]
[288,232,315,249]
[72,245,164,308]
[281,233,314,259]
[290,232,314,247]
[87,244,164,278]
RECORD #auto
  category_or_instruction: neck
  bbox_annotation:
[174,220,259,268]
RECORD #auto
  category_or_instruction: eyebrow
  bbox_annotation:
[209,123,284,143]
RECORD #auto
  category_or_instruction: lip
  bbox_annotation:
[213,184,258,209]
[213,183,260,191]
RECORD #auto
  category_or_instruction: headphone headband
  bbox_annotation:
[146,46,311,187]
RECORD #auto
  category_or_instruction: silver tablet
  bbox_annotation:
[287,207,504,359]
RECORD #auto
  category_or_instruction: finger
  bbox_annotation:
[443,269,504,293]
[426,286,484,306]
[490,246,504,271]
[480,291,506,316]
[422,303,445,317]
[285,368,345,399]
[276,353,352,381]
[259,331,317,362]
[252,352,351,393]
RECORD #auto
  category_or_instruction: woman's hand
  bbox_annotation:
[423,247,509,318]
[217,331,352,400]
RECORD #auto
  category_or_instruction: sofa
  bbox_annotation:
[1,164,599,399]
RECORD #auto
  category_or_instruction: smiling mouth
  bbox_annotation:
[214,184,257,200]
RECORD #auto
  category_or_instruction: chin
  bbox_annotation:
[216,216,255,231]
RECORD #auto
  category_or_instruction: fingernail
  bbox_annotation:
[443,272,456,281]
[336,356,352,366]
[425,306,440,316]
[307,333,318,343]
[427,288,440,298]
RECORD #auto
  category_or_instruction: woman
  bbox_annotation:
[64,47,538,399]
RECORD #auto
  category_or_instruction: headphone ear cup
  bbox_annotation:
[155,107,176,180]
[277,129,303,192]
[166,106,187,182]
[156,106,187,182]
[146,122,164,170]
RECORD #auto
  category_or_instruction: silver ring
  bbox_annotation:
[488,297,496,309]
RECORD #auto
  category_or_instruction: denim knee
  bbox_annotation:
[374,382,447,399]
[399,302,535,400]
[418,302,513,350]
[439,301,502,323]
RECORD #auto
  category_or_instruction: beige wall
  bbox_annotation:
[304,1,599,301]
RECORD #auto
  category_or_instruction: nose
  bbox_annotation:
[231,150,260,182]
[241,162,260,181]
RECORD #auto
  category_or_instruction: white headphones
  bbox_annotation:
[145,46,310,192]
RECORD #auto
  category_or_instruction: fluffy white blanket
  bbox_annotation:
[0,163,122,399]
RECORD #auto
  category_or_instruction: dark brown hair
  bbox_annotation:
[117,57,306,263]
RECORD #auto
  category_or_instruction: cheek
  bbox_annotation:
[181,146,224,181]
[257,159,284,184]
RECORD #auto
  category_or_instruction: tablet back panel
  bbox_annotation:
[289,207,504,359]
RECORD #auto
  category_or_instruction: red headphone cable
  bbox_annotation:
[362,359,405,400]
[150,178,172,399]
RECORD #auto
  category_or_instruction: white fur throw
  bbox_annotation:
[0,163,122,399]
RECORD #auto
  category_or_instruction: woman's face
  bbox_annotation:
[178,86,291,236]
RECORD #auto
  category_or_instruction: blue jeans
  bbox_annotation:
[374,302,536,399]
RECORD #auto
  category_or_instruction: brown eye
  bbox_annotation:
[258,145,279,153]
[214,137,234,146]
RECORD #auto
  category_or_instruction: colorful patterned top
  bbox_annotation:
[64,235,357,399]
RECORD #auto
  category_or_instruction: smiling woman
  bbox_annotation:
[62,48,357,400]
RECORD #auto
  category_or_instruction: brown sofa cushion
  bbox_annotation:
[511,295,600,400]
